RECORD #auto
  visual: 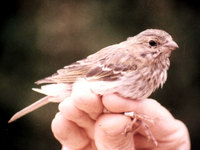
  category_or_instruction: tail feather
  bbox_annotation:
[8,96,50,123]
[35,78,55,85]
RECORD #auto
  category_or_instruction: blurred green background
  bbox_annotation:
[1,0,200,149]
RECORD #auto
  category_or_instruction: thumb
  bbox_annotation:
[94,114,135,150]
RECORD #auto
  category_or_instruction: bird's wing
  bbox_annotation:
[35,61,91,84]
[35,43,138,84]
[86,49,138,81]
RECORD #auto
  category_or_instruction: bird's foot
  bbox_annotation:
[123,112,158,147]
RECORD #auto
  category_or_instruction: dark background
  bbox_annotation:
[1,0,199,149]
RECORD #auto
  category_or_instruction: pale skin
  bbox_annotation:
[51,83,190,150]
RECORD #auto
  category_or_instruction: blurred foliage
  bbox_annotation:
[1,0,200,149]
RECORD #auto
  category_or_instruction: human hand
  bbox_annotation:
[51,83,190,150]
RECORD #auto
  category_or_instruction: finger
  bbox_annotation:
[153,120,191,150]
[62,142,97,150]
[134,134,155,149]
[72,79,103,120]
[94,114,135,150]
[102,94,173,120]
[102,95,173,136]
[103,94,191,149]
[51,113,90,150]
[59,97,95,139]
[134,120,190,150]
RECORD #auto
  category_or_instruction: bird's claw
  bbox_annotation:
[124,112,158,147]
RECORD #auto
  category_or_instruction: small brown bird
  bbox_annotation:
[8,29,178,123]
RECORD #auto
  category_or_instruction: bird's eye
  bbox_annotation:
[149,40,157,46]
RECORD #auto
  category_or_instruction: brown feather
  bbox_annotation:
[36,44,139,84]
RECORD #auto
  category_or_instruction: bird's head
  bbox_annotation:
[128,29,179,64]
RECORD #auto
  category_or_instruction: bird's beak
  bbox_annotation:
[164,40,179,50]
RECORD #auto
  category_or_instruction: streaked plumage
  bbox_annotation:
[8,29,178,123]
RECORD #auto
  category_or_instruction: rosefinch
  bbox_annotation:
[8,29,178,124]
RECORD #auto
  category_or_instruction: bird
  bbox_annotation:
[8,29,178,123]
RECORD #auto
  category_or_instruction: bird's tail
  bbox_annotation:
[8,84,71,123]
[8,96,51,123]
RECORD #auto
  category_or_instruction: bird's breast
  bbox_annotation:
[112,62,169,100]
